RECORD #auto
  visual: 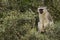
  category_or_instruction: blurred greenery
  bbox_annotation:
[0,0,60,40]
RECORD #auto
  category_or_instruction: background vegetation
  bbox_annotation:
[0,0,60,40]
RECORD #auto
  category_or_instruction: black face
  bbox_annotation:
[39,9,43,14]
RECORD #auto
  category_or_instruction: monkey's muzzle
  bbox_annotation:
[39,9,43,14]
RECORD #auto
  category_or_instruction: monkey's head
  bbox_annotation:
[38,7,47,14]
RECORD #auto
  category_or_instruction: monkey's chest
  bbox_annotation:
[39,15,48,23]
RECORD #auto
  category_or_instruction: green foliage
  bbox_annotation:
[0,0,60,40]
[0,10,60,40]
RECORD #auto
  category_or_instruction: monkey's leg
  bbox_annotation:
[38,22,44,33]
[38,22,42,32]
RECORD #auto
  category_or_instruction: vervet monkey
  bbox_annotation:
[37,7,54,33]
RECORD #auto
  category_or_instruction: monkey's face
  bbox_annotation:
[38,7,47,14]
[39,9,43,14]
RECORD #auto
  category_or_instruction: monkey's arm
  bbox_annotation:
[47,13,53,21]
